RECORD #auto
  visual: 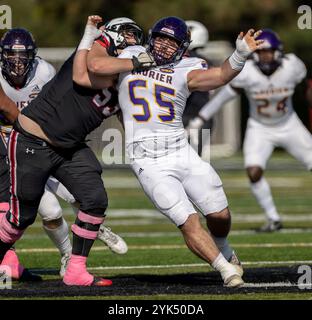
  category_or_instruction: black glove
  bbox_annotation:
[132,52,156,71]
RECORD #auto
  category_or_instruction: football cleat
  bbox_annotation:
[63,254,113,286]
[220,262,244,288]
[60,252,71,278]
[19,268,42,282]
[1,249,42,281]
[229,251,244,277]
[92,277,113,287]
[257,220,283,233]
[97,225,128,255]
[224,273,244,288]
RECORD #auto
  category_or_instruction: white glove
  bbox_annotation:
[77,20,102,51]
[229,29,263,71]
[132,52,156,71]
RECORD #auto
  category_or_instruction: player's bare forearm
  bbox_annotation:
[188,29,264,92]
[188,61,239,92]
[74,15,116,89]
[73,49,116,89]
[0,85,19,123]
[87,43,134,75]
[73,49,93,87]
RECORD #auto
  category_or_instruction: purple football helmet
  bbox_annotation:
[0,28,37,87]
[253,29,283,76]
[147,16,190,66]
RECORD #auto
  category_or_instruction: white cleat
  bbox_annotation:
[60,253,71,278]
[229,251,244,277]
[97,225,128,255]
[221,258,244,288]
[224,273,244,288]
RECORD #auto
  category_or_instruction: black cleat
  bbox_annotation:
[18,268,42,282]
[256,220,283,233]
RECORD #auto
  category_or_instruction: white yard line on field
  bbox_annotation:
[15,242,312,254]
[86,260,312,271]
[20,227,312,240]
[242,282,312,288]
[102,177,304,189]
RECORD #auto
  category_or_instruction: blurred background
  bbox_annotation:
[2,0,312,156]
[1,0,311,157]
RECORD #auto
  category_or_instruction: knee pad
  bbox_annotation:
[152,182,180,211]
[39,206,62,222]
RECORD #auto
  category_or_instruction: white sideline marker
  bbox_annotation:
[243,282,312,288]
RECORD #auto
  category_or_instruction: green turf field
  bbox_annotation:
[2,152,312,300]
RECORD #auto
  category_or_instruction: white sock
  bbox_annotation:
[211,253,237,280]
[250,177,281,222]
[212,236,233,261]
[43,218,72,256]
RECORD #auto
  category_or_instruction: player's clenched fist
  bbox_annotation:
[77,15,103,51]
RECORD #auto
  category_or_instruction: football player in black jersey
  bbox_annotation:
[0,16,155,286]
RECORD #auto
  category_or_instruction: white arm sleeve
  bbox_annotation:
[198,84,238,120]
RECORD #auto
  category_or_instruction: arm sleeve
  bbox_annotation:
[198,84,238,120]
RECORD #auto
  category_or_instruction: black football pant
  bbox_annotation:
[0,136,10,204]
[6,129,108,230]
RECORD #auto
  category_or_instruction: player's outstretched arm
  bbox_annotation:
[87,41,134,75]
[87,44,156,75]
[187,29,263,92]
[0,84,19,123]
[86,27,155,75]
[73,15,116,89]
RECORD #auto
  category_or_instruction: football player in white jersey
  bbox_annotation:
[0,28,128,279]
[187,29,311,232]
[73,15,265,287]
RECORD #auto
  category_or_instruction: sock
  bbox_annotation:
[72,233,95,257]
[211,253,237,281]
[212,236,233,261]
[71,212,103,257]
[63,254,93,286]
[250,177,280,222]
[43,218,72,256]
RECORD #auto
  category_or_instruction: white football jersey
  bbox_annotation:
[117,45,207,157]
[0,57,56,135]
[230,54,307,125]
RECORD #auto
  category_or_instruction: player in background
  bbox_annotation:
[187,29,311,232]
[74,16,264,287]
[183,20,213,155]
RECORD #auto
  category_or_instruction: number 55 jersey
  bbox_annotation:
[117,45,208,158]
